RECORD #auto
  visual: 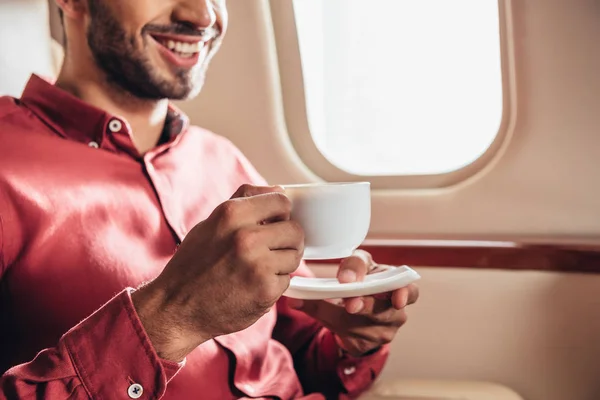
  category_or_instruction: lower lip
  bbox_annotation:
[152,37,202,69]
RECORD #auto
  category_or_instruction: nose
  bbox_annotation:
[174,0,218,30]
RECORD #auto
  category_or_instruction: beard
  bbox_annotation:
[86,0,214,100]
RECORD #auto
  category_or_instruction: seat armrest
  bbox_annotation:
[360,379,524,400]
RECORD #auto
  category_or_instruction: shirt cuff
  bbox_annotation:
[318,329,390,397]
[62,288,184,398]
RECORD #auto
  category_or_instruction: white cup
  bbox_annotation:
[282,182,371,260]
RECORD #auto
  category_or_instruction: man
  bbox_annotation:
[0,0,419,398]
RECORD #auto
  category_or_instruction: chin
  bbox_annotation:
[169,74,206,101]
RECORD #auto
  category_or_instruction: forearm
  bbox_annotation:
[1,289,181,399]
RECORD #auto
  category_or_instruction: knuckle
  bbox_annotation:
[274,192,292,214]
[218,200,239,221]
[379,329,397,344]
[394,310,408,327]
[374,308,395,324]
[238,184,254,197]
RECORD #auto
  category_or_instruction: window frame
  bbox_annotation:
[268,0,517,189]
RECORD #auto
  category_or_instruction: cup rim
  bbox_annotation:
[281,181,370,189]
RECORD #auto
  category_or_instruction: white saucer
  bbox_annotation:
[283,266,421,300]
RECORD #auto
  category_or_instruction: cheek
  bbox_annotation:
[108,1,162,35]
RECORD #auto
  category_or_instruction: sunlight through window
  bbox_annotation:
[293,0,503,175]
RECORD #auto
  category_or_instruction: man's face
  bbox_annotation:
[85,0,227,100]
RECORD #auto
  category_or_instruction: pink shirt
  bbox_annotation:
[0,75,388,399]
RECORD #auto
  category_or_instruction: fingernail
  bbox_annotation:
[288,298,304,309]
[401,290,409,308]
[350,299,364,314]
[338,269,357,283]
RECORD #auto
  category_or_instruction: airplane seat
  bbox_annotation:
[0,0,63,97]
[360,379,524,400]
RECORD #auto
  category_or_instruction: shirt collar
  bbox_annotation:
[19,74,188,148]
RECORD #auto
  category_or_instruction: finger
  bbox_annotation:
[344,297,365,314]
[392,284,420,309]
[369,264,393,274]
[259,220,305,253]
[348,296,394,319]
[268,249,304,276]
[391,288,410,310]
[275,273,292,296]
[221,192,292,228]
[371,285,418,311]
[268,248,303,275]
[345,295,387,315]
[230,184,285,199]
[287,298,361,329]
[230,185,288,225]
[344,314,406,344]
[246,192,293,224]
[286,297,405,345]
[337,250,374,283]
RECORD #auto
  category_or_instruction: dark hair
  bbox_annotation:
[58,8,64,24]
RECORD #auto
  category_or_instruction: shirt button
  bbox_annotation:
[108,119,123,133]
[127,383,143,399]
[88,141,99,148]
[343,366,356,375]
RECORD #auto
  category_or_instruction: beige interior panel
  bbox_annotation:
[177,0,600,244]
[312,265,600,400]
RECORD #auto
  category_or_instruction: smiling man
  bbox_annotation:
[0,1,418,399]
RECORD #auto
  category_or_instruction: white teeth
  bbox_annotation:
[160,38,201,55]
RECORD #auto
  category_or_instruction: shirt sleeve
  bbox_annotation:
[273,263,389,399]
[0,289,183,399]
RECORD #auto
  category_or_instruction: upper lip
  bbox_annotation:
[149,32,216,43]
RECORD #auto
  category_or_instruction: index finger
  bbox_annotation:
[244,192,293,225]
[230,184,285,199]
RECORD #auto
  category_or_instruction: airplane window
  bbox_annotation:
[292,0,503,176]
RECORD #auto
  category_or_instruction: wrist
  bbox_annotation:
[334,334,382,358]
[131,283,208,362]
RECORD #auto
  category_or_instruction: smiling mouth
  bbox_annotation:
[153,36,202,58]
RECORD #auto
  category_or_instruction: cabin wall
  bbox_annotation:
[312,265,600,400]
